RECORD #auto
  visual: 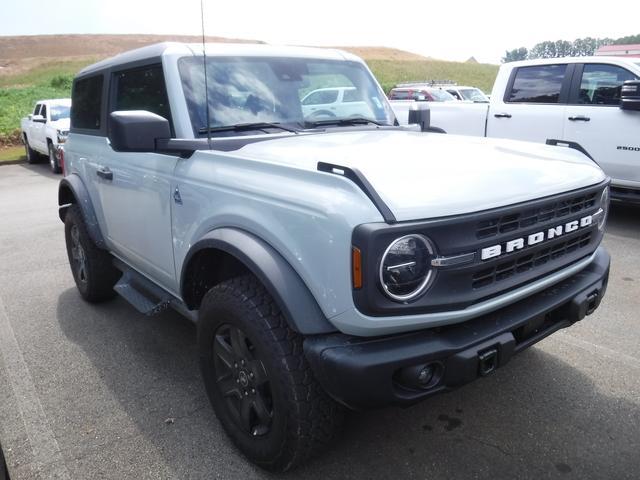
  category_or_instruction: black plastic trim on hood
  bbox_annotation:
[317,162,397,224]
[546,139,596,164]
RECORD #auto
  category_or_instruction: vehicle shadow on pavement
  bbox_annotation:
[56,289,639,480]
[607,203,640,240]
[15,162,61,180]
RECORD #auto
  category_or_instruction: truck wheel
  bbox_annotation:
[64,205,119,302]
[198,275,343,472]
[0,443,8,480]
[23,136,38,164]
[48,142,61,173]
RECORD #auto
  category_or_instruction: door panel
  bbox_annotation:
[97,63,179,292]
[97,151,179,291]
[487,63,572,143]
[564,63,640,187]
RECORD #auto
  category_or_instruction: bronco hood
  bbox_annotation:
[236,129,607,221]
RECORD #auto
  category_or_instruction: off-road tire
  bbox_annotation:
[48,142,61,173]
[0,442,8,480]
[64,205,119,302]
[23,136,38,164]
[198,275,343,472]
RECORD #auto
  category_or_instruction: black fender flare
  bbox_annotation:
[58,174,106,248]
[181,228,336,335]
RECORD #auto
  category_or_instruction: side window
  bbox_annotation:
[302,89,339,105]
[33,104,41,116]
[72,75,104,130]
[112,65,172,125]
[447,90,462,100]
[40,104,47,121]
[389,90,410,100]
[342,88,363,102]
[577,64,638,105]
[507,64,567,103]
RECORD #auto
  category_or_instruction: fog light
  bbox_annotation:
[418,365,435,385]
[397,362,443,390]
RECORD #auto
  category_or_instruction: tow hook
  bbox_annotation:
[585,291,599,316]
[478,348,499,377]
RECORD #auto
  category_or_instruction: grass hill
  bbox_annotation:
[0,34,499,146]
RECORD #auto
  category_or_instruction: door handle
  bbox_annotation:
[568,115,590,122]
[493,113,512,118]
[96,167,113,181]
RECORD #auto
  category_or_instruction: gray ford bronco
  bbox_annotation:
[59,42,611,471]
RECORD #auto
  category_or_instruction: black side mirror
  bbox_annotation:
[408,104,431,132]
[109,111,171,152]
[621,80,640,111]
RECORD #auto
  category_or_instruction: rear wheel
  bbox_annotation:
[48,142,61,173]
[64,205,120,302]
[23,136,38,164]
[198,275,343,472]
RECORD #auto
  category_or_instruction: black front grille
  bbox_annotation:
[472,232,593,289]
[476,192,597,239]
[351,182,607,317]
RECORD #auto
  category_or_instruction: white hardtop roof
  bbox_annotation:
[506,56,640,68]
[37,98,71,105]
[78,42,363,77]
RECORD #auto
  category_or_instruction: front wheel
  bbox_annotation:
[198,275,343,472]
[48,142,61,173]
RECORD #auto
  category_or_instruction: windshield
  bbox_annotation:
[178,56,396,136]
[459,88,489,102]
[50,105,70,121]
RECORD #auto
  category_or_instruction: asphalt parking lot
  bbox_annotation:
[0,163,638,480]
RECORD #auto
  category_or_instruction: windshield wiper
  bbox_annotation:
[198,122,298,134]
[304,117,388,128]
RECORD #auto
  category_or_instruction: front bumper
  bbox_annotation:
[304,246,610,410]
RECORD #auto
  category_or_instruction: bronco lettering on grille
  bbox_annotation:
[480,214,594,261]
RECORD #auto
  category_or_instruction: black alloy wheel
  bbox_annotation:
[213,324,273,437]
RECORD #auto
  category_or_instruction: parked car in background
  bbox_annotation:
[301,86,374,119]
[388,85,457,102]
[20,98,71,173]
[390,56,640,203]
[438,84,490,103]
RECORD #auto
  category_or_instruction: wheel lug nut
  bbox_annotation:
[241,360,245,366]
[244,390,249,396]
[236,379,240,384]
[251,388,256,395]
[234,363,238,368]
[249,372,254,379]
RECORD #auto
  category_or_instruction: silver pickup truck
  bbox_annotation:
[59,42,611,472]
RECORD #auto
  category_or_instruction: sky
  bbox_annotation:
[2,0,640,64]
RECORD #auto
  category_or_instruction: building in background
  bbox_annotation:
[595,44,640,57]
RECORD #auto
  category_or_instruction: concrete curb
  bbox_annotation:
[0,160,25,166]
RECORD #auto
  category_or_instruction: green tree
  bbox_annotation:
[502,47,528,63]
[613,34,640,45]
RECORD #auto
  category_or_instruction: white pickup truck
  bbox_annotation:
[391,57,640,203]
[21,98,71,173]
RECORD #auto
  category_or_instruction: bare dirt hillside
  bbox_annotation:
[0,34,429,76]
[330,46,429,61]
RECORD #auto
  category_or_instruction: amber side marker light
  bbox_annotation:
[352,246,363,289]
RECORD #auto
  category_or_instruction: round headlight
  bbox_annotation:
[598,186,609,231]
[379,234,434,302]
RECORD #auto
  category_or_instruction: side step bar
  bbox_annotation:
[111,260,196,321]
[114,271,171,316]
